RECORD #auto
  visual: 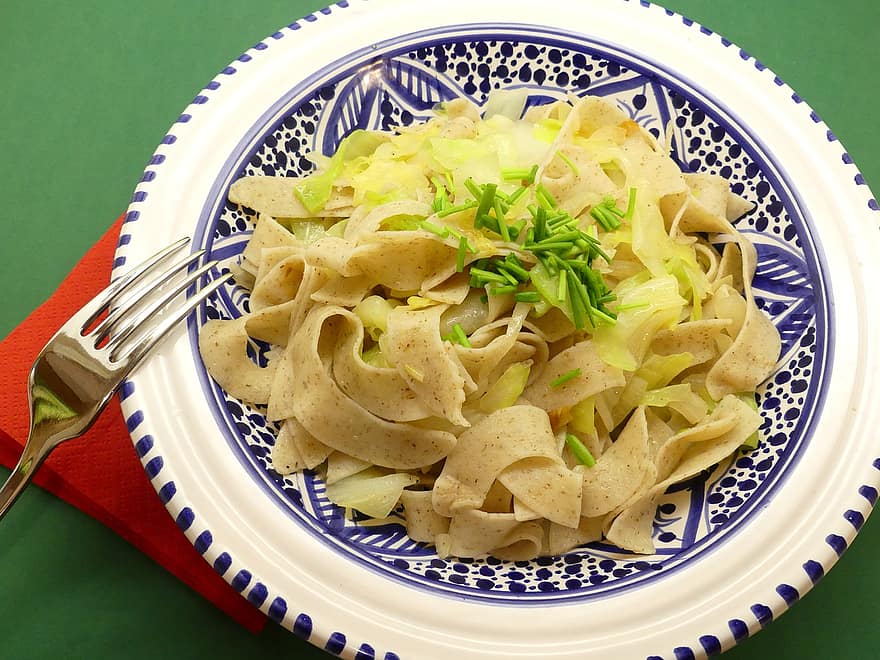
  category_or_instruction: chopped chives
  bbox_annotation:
[420,220,449,238]
[452,323,471,348]
[431,176,449,213]
[527,164,538,183]
[591,308,617,325]
[469,267,509,284]
[501,258,530,281]
[446,171,619,335]
[556,151,580,176]
[493,198,511,241]
[593,244,612,264]
[490,284,518,295]
[556,270,568,302]
[437,200,478,217]
[591,205,621,231]
[514,291,541,302]
[476,212,500,233]
[456,235,468,273]
[447,227,476,253]
[532,207,548,241]
[548,214,575,231]
[535,183,558,209]
[501,167,533,181]
[565,433,596,467]
[475,183,497,221]
[567,269,589,329]
[530,242,575,252]
[507,186,528,205]
[625,187,637,220]
[540,253,558,276]
[496,266,520,285]
[538,230,582,244]
[568,284,587,329]
[550,368,582,388]
[464,177,482,199]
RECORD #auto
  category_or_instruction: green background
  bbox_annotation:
[1,1,877,658]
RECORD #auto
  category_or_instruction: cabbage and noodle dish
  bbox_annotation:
[199,93,781,560]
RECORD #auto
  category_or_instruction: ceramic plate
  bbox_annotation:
[114,1,880,658]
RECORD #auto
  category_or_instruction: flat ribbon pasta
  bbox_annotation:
[229,175,352,218]
[288,305,457,469]
[385,303,476,426]
[198,316,277,404]
[270,418,333,474]
[432,405,570,516]
[580,407,654,518]
[523,340,626,411]
[437,509,544,561]
[605,395,761,553]
[330,311,434,422]
[202,92,783,562]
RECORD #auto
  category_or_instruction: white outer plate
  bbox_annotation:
[114,1,880,658]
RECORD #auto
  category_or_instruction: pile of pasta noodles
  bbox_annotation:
[199,93,781,560]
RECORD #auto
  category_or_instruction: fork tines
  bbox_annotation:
[81,238,231,366]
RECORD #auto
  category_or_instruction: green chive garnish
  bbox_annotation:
[501,167,533,181]
[420,220,449,238]
[464,177,482,198]
[456,235,468,273]
[565,433,596,467]
[625,187,637,220]
[551,368,582,388]
[437,200,478,217]
[537,230,582,244]
[527,164,538,184]
[452,323,471,348]
[431,176,449,213]
[501,258,530,281]
[475,183,497,221]
[556,270,568,303]
[530,242,575,253]
[469,267,508,284]
[535,183,558,209]
[591,205,621,231]
[447,168,619,334]
[557,151,580,176]
[496,267,520,285]
[494,198,511,241]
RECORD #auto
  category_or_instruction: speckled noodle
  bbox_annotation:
[113,1,880,659]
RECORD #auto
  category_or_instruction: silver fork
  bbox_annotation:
[0,237,231,520]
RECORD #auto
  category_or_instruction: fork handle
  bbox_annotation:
[0,430,54,521]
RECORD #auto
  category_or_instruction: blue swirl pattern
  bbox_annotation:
[196,28,829,604]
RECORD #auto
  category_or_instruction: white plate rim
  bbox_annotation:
[113,1,880,658]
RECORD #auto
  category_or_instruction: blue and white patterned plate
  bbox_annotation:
[114,1,880,658]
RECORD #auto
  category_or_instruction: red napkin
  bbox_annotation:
[0,217,266,633]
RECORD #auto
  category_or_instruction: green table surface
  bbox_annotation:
[1,1,877,658]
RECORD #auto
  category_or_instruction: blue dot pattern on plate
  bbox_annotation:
[194,28,830,604]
